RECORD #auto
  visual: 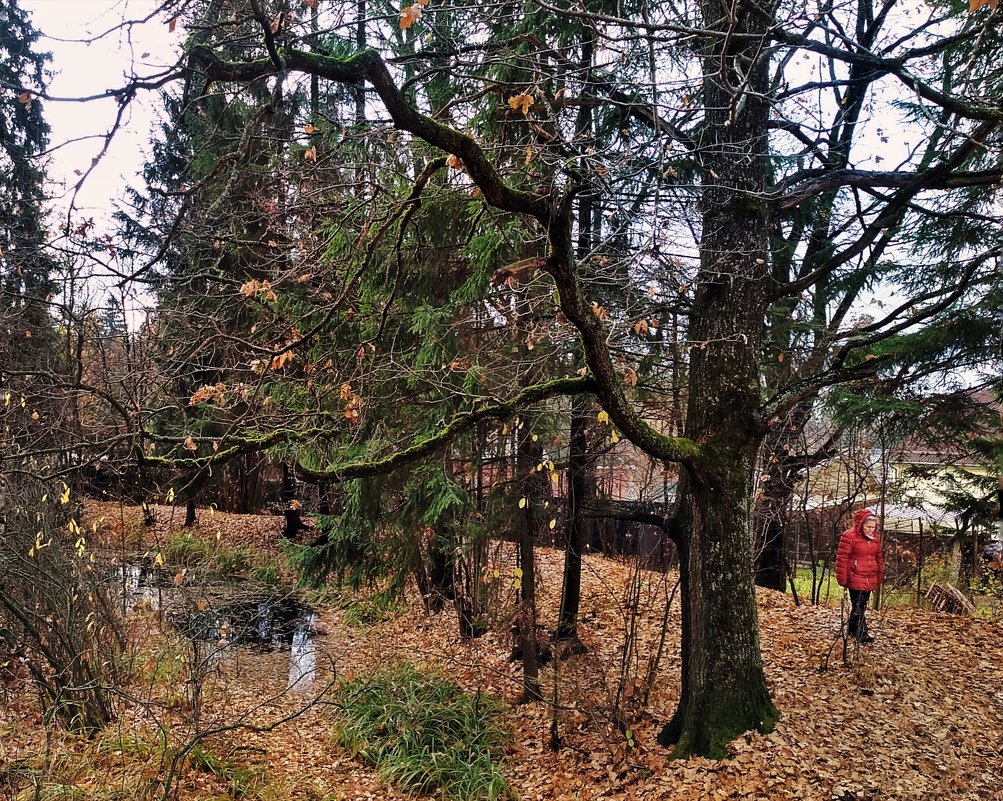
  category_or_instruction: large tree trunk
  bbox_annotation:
[658,0,779,757]
[661,460,777,756]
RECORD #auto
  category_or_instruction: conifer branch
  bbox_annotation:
[187,43,705,470]
[296,375,599,482]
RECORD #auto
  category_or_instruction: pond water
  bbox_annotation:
[113,562,319,691]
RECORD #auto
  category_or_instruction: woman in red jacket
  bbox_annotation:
[835,508,884,643]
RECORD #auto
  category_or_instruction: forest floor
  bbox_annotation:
[2,502,1002,801]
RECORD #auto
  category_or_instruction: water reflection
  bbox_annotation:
[112,562,318,690]
[288,613,317,690]
[119,562,166,610]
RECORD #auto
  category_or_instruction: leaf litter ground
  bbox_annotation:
[1,502,1000,801]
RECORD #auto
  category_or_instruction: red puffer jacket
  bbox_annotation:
[835,509,885,592]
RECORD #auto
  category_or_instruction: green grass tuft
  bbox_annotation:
[38,785,87,801]
[341,591,400,628]
[160,532,252,576]
[334,663,513,801]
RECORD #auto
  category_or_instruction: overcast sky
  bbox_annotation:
[25,1,180,225]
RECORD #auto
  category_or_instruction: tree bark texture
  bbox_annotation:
[557,395,595,641]
[658,0,779,756]
[515,428,543,702]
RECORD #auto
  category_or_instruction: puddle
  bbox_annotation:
[117,562,171,611]
[288,613,318,689]
[111,562,319,690]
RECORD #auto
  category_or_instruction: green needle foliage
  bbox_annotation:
[334,663,513,801]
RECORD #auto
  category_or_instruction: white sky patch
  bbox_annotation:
[25,1,181,227]
[23,1,182,325]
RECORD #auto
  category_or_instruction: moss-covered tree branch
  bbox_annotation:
[296,375,600,482]
[187,42,704,471]
[135,376,600,478]
[188,46,550,220]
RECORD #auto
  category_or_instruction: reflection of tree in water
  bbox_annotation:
[115,563,317,686]
[119,563,166,611]
[288,613,318,691]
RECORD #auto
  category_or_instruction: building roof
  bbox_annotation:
[886,386,998,468]
[876,503,960,533]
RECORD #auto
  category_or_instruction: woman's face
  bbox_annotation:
[862,517,879,535]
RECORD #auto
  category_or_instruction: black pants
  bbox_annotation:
[848,589,870,638]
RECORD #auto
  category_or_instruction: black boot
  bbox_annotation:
[857,622,874,644]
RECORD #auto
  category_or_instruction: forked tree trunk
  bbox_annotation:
[754,405,816,591]
[755,515,787,591]
[658,0,779,756]
[754,432,798,591]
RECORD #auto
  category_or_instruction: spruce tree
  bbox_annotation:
[103,0,1003,757]
[0,1,58,410]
